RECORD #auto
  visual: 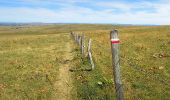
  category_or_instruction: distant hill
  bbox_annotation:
[0,22,160,26]
[0,22,54,26]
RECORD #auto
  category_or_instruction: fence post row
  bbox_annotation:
[110,30,124,100]
[70,32,95,70]
[71,31,124,98]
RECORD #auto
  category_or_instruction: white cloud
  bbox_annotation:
[0,0,170,25]
[18,0,90,5]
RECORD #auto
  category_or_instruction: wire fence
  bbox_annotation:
[70,31,170,99]
[92,38,170,88]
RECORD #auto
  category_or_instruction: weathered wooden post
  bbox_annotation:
[88,39,94,70]
[74,33,76,41]
[81,34,85,57]
[71,31,74,39]
[77,35,79,44]
[75,33,77,42]
[110,30,124,100]
[74,33,76,42]
[78,36,82,46]
[76,34,79,44]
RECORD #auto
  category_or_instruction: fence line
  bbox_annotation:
[70,30,124,100]
[70,30,170,100]
[90,39,170,87]
[71,32,95,70]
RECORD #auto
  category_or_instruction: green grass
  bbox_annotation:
[74,25,170,99]
[0,24,170,100]
[71,48,115,100]
[0,27,71,99]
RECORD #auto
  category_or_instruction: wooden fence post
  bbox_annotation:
[88,39,94,70]
[71,31,74,39]
[76,34,79,44]
[110,30,124,100]
[81,34,85,57]
[77,35,79,45]
[75,33,77,43]
[78,36,82,46]
[75,33,77,42]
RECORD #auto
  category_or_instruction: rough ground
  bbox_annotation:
[52,35,75,100]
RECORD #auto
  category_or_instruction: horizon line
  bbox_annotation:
[0,22,167,26]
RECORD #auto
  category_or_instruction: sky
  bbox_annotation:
[0,0,170,25]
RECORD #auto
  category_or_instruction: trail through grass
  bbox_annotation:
[52,35,75,100]
[0,25,169,100]
[0,29,76,99]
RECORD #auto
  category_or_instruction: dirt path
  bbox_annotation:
[52,35,75,100]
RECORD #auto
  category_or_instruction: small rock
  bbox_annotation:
[159,66,164,70]
[97,81,103,85]
[152,53,158,58]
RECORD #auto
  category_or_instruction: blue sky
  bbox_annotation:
[0,0,170,25]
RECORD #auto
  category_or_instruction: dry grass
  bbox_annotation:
[0,26,72,99]
[0,24,169,100]
[74,25,170,99]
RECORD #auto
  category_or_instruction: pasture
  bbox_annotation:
[0,24,169,100]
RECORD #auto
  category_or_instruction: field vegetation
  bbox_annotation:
[0,24,169,100]
[73,25,170,99]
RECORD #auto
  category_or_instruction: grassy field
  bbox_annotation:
[0,24,170,100]
[0,26,76,99]
[73,25,170,99]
